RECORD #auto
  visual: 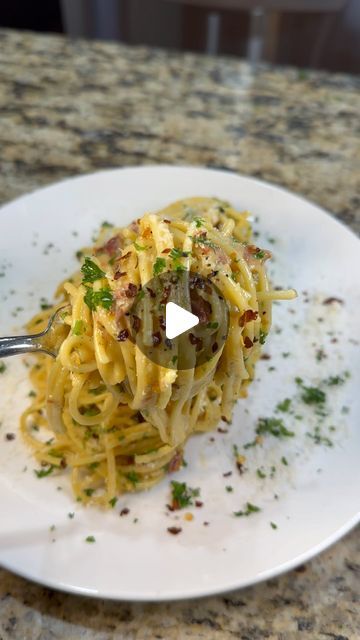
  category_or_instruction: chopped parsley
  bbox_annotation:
[316,348,326,362]
[84,286,113,311]
[301,386,326,405]
[191,235,217,249]
[73,319,86,336]
[84,488,95,497]
[134,241,148,251]
[171,355,178,365]
[35,465,55,478]
[126,471,140,486]
[257,468,266,479]
[0,362,6,374]
[281,456,288,466]
[270,522,278,530]
[194,217,205,228]
[225,486,233,492]
[234,502,261,517]
[169,248,189,260]
[101,221,114,228]
[109,497,118,508]
[153,257,166,276]
[81,257,105,283]
[170,481,200,509]
[256,417,294,438]
[68,512,75,519]
[307,429,333,447]
[253,249,265,259]
[276,398,291,413]
[324,372,350,386]
[85,535,96,543]
[259,330,267,345]
[207,321,219,330]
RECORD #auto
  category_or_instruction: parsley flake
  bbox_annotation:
[153,257,166,276]
[170,481,200,509]
[84,287,113,311]
[81,257,105,283]
[256,417,294,439]
[234,502,261,517]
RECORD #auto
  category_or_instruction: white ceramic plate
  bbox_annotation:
[0,166,359,601]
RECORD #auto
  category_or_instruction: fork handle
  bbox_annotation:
[0,335,46,358]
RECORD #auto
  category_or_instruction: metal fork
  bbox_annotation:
[0,306,69,359]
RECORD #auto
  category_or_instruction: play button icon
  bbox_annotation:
[127,270,229,370]
[165,302,199,340]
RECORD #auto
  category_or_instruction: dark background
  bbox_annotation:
[0,0,359,73]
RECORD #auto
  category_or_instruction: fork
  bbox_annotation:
[0,306,69,359]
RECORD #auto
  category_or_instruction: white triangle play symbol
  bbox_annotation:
[165,302,199,340]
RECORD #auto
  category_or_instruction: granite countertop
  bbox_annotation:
[0,28,359,640]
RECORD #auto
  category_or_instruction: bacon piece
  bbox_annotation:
[101,236,121,257]
[125,283,138,298]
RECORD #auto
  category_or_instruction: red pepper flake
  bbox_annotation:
[132,315,141,333]
[239,309,258,327]
[152,331,162,347]
[114,271,126,280]
[5,433,15,441]
[163,219,171,224]
[218,427,228,434]
[195,500,203,508]
[120,508,130,516]
[166,504,175,512]
[189,333,201,350]
[331,337,338,344]
[244,336,253,348]
[323,297,344,305]
[60,458,67,469]
[125,283,138,298]
[209,437,215,442]
[159,315,166,331]
[146,286,156,298]
[221,415,230,423]
[203,521,210,526]
[118,329,129,342]
[167,526,182,535]
[260,353,271,360]
[212,341,218,353]
[161,248,171,254]
[168,451,183,473]
[223,471,232,477]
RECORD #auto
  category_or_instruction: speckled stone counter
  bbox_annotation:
[0,28,359,640]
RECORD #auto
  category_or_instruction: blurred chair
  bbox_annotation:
[166,0,348,63]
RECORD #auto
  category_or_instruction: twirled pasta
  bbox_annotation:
[21,197,296,506]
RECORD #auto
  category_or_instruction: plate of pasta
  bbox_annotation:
[0,165,359,601]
